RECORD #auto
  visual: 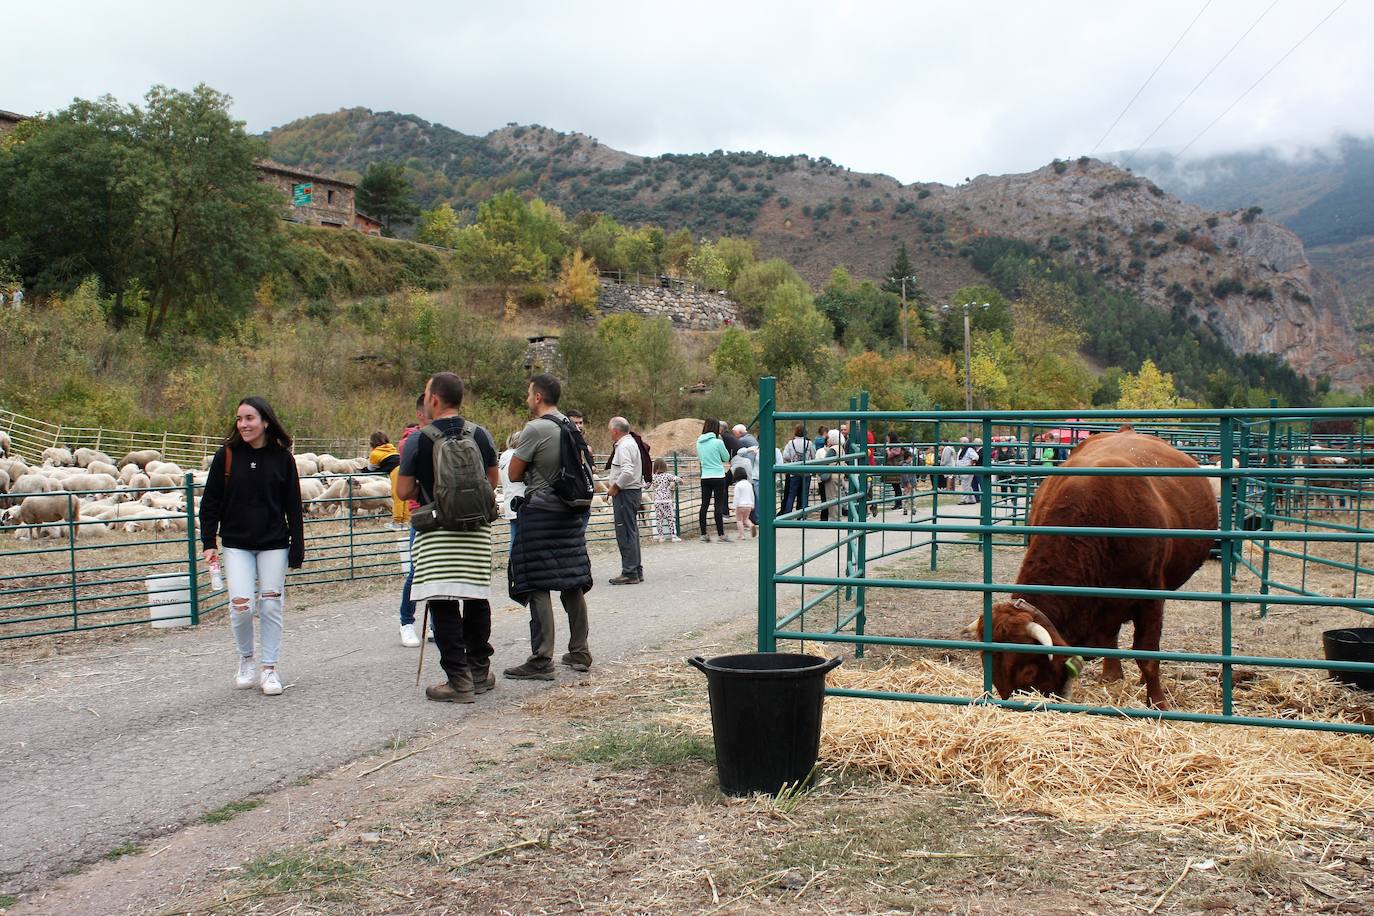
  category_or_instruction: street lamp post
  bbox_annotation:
[887,274,919,350]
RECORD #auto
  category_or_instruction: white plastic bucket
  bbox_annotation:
[398,536,412,575]
[146,574,191,628]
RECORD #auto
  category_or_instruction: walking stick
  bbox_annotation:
[415,601,429,686]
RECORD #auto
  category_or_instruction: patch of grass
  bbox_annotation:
[102,841,142,861]
[1231,847,1292,885]
[241,850,354,894]
[552,723,715,769]
[0,893,17,907]
[201,797,263,825]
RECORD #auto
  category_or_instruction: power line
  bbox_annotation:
[1091,0,1213,154]
[1176,0,1347,158]
[1124,0,1279,164]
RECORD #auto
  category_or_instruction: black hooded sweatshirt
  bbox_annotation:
[199,441,305,568]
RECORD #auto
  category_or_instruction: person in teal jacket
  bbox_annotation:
[695,419,732,542]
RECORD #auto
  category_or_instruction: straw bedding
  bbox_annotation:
[810,658,1374,839]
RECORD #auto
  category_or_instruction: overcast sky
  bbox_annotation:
[6,1,1369,184]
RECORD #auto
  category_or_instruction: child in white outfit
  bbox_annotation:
[649,458,683,542]
[731,466,755,539]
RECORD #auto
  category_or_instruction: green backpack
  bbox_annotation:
[411,421,499,532]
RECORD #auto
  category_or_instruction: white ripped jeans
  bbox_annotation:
[223,547,288,666]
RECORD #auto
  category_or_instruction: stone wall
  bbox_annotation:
[597,282,738,329]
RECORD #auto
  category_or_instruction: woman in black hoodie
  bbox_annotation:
[199,397,305,697]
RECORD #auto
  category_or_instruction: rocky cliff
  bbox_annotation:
[914,161,1368,389]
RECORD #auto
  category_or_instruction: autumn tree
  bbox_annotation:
[1116,359,1181,408]
[552,247,600,314]
[711,326,759,388]
[415,203,460,248]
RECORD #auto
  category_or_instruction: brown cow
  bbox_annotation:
[966,428,1217,708]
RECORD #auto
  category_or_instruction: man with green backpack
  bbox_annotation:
[396,372,501,704]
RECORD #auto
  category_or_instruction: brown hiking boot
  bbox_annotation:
[471,669,497,694]
[560,653,591,673]
[426,679,475,704]
[503,662,556,681]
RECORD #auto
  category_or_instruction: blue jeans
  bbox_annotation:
[224,547,288,666]
[399,527,417,626]
[781,475,808,514]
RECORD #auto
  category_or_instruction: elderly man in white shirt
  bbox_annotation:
[606,416,644,585]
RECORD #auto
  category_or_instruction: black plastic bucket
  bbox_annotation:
[687,652,842,796]
[1322,627,1374,691]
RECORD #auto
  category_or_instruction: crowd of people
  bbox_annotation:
[199,378,1071,702]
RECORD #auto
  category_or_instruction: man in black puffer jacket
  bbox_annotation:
[504,374,594,680]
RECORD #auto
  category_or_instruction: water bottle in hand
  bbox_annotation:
[209,559,224,592]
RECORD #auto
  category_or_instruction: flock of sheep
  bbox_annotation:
[0,430,388,541]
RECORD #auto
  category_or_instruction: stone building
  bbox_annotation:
[255,159,356,229]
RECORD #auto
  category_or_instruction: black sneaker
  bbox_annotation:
[560,653,592,673]
[503,662,556,681]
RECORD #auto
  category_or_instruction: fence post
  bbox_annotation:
[184,473,201,625]
[1219,415,1236,718]
[348,477,356,580]
[931,406,941,571]
[757,376,777,653]
[67,491,78,632]
[1259,400,1279,618]
[854,390,870,658]
[672,453,681,538]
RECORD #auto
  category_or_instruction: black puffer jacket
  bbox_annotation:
[508,489,593,604]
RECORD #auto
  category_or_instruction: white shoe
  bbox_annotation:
[260,668,283,696]
[670,536,682,542]
[384,521,406,531]
[400,623,421,648]
[235,657,256,689]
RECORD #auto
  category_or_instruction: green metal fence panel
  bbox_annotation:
[756,387,1374,735]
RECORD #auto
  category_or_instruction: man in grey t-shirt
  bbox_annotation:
[504,374,593,681]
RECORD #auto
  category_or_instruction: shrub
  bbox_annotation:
[777,196,790,209]
[1173,229,1194,244]
[1241,206,1263,223]
[1206,215,1220,228]
[1150,220,1167,235]
[1077,155,1090,166]
[1211,278,1245,298]
[917,188,932,199]
[1247,284,1274,301]
[1052,159,1068,174]
[1293,291,1312,304]
[1047,235,1071,252]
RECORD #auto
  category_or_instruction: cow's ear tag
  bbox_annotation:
[1063,655,1084,678]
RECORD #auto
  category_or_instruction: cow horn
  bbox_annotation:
[1025,621,1055,647]
[961,617,982,638]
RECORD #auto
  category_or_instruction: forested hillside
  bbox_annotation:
[263,109,1370,390]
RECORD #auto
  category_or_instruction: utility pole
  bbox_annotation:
[888,274,918,350]
[943,299,989,413]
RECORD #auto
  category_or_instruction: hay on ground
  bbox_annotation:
[813,658,1374,840]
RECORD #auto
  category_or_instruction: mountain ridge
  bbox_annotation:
[262,108,1371,390]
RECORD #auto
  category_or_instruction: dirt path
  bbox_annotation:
[0,507,963,899]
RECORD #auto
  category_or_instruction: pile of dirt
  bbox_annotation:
[641,418,704,456]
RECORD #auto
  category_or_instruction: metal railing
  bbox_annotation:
[755,378,1374,736]
[0,407,365,469]
[2,456,714,640]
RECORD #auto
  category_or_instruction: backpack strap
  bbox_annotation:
[224,446,232,481]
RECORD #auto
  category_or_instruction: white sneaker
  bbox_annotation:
[235,657,256,689]
[384,521,405,531]
[260,668,283,696]
[670,536,682,542]
[399,623,421,648]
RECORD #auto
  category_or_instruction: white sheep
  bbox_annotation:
[295,456,320,476]
[73,448,115,468]
[146,472,178,490]
[201,454,215,472]
[9,474,53,497]
[4,493,80,539]
[0,430,10,458]
[120,449,162,469]
[308,477,351,515]
[145,460,184,478]
[0,456,29,480]
[41,446,75,467]
[119,508,184,533]
[86,460,119,478]
[298,477,326,502]
[59,473,120,495]
[139,491,186,511]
